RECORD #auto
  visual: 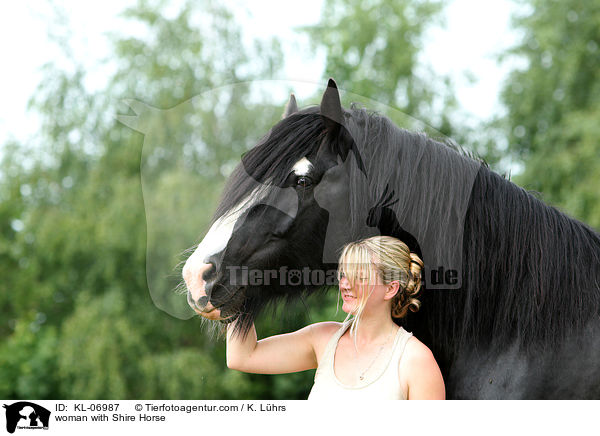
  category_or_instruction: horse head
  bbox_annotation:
[182,79,373,330]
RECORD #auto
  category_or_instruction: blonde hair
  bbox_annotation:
[338,236,423,337]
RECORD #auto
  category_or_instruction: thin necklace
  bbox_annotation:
[356,327,396,381]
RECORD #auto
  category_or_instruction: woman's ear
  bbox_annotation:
[384,281,400,300]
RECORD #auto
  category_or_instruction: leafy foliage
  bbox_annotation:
[0,0,289,399]
[500,0,600,228]
[303,0,457,136]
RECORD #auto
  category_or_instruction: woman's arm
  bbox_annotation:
[226,321,332,374]
[401,338,446,400]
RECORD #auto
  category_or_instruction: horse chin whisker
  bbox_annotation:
[174,280,189,296]
[171,245,198,275]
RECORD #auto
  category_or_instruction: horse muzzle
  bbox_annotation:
[186,292,225,320]
[182,260,224,319]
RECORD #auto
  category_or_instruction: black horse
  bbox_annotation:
[182,79,600,399]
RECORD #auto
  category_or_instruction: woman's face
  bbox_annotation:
[339,263,386,315]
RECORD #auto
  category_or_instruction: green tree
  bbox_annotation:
[500,0,600,228]
[303,0,457,137]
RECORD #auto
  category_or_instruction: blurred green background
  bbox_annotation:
[1,0,599,399]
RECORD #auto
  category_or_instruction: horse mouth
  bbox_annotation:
[194,304,222,320]
[188,296,224,320]
[195,307,237,322]
[187,287,244,322]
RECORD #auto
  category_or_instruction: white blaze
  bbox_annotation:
[292,157,312,175]
[188,185,263,266]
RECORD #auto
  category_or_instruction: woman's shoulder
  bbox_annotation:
[399,335,445,399]
[309,321,343,339]
[398,335,438,381]
[402,335,437,366]
[307,322,344,358]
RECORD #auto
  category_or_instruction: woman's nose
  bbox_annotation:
[339,276,350,289]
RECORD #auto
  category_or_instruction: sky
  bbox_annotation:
[0,0,518,146]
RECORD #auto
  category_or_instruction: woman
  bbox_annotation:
[226,235,445,399]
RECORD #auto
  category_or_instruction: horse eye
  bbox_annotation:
[296,176,312,188]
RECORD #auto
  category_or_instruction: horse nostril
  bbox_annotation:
[197,295,209,309]
[188,292,211,312]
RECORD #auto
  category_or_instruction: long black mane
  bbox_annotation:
[454,167,600,349]
[340,107,600,355]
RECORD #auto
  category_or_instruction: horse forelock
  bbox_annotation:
[212,110,326,224]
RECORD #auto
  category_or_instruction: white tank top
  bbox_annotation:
[308,321,413,400]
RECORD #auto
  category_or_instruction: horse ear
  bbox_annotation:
[318,78,366,174]
[320,78,343,133]
[282,93,298,118]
